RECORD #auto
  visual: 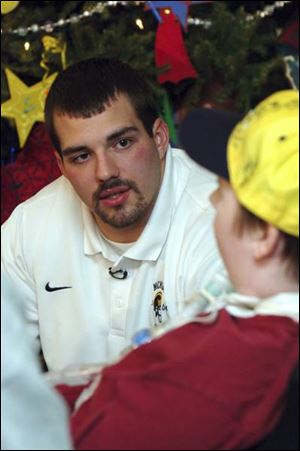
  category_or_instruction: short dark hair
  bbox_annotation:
[44,58,160,155]
[235,205,299,282]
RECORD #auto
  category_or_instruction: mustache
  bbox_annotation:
[93,178,140,202]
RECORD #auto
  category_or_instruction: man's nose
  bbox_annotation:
[95,152,119,182]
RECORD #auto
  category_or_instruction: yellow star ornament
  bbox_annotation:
[1,69,57,147]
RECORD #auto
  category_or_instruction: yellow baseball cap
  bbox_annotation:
[228,90,299,237]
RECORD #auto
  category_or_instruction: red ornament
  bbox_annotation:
[279,18,299,51]
[1,123,60,224]
[155,10,198,84]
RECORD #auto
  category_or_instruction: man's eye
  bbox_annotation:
[72,153,90,163]
[115,138,131,150]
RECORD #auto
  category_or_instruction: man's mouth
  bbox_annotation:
[98,186,131,207]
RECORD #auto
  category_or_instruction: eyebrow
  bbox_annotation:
[106,126,139,144]
[61,126,139,157]
[61,145,89,157]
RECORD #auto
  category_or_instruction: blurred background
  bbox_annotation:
[1,0,299,223]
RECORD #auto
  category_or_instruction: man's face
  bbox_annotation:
[54,94,168,241]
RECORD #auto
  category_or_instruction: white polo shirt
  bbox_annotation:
[1,147,224,371]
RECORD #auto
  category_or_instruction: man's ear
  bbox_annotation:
[253,224,281,261]
[152,118,169,160]
[54,151,65,175]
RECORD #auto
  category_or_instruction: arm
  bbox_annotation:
[1,206,39,344]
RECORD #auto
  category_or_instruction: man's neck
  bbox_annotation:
[93,212,150,244]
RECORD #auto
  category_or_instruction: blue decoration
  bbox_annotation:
[147,1,162,23]
[147,1,212,29]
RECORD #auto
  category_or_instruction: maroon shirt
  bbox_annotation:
[66,310,298,450]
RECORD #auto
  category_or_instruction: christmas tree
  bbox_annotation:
[2,1,297,149]
[1,1,298,221]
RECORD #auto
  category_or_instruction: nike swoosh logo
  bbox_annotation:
[45,282,72,292]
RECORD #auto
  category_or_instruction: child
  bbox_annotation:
[57,90,299,450]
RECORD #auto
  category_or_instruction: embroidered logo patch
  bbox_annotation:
[151,281,169,327]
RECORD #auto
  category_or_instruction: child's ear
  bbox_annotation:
[253,224,281,261]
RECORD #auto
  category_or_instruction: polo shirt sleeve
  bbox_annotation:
[1,205,38,342]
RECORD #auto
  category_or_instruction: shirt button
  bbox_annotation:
[116,297,123,308]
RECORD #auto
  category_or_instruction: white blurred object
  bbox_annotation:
[1,272,72,450]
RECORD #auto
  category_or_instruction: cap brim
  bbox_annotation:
[178,107,241,180]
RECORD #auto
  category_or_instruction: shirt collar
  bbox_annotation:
[222,291,299,323]
[124,145,180,261]
[82,204,107,256]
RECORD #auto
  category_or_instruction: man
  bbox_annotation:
[1,57,232,371]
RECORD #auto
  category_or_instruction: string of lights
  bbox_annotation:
[2,1,131,35]
[188,1,293,26]
[1,1,292,36]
